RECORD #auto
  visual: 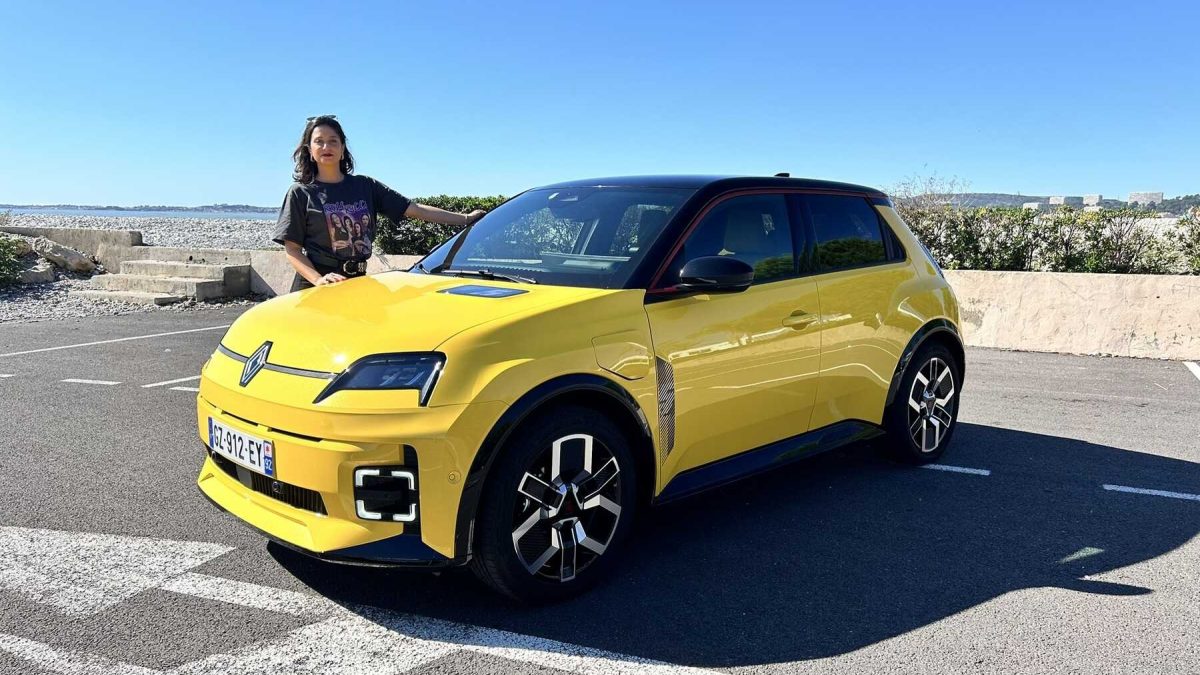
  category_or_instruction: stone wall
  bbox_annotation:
[945,270,1200,360]
[248,251,423,295]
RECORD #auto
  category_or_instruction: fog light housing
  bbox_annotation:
[354,467,417,522]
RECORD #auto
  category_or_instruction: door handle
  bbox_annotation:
[782,310,818,329]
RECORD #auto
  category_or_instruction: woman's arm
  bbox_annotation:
[283,241,345,285]
[404,202,487,226]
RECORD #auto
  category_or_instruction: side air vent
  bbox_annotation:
[655,357,676,463]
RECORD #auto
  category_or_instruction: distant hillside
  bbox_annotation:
[955,193,1047,207]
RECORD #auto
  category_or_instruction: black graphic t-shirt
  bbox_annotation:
[272,175,411,263]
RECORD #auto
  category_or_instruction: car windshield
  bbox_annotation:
[414,187,695,288]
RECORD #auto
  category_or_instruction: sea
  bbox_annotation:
[4,207,275,221]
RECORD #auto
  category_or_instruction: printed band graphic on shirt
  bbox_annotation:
[323,199,372,259]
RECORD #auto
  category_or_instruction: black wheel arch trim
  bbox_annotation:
[885,318,965,408]
[453,373,654,559]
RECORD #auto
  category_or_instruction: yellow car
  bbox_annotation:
[197,175,963,602]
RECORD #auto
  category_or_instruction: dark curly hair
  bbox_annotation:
[292,115,355,184]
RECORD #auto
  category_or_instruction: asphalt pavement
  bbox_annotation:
[1,308,1198,674]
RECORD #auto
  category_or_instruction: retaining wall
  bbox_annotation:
[945,270,1200,360]
[248,251,423,295]
[1,226,143,256]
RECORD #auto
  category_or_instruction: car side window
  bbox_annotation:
[804,194,889,271]
[663,194,794,286]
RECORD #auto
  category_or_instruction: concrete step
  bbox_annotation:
[68,289,184,306]
[98,244,253,268]
[91,274,226,301]
[120,260,232,280]
[115,259,251,297]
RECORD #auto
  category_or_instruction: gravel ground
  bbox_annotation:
[0,271,265,324]
[8,213,276,250]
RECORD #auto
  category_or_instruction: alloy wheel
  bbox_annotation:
[510,433,622,582]
[906,357,957,453]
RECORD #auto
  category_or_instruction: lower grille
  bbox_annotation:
[209,448,327,515]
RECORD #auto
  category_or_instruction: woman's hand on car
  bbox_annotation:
[465,209,487,225]
[316,272,347,285]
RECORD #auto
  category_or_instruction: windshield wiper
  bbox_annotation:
[441,268,538,284]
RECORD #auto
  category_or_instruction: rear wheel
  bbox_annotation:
[884,343,961,463]
[468,405,637,603]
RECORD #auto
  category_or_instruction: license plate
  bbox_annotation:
[208,417,275,477]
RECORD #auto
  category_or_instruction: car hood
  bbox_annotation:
[218,271,608,374]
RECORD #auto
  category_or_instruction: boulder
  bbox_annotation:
[2,235,33,256]
[33,237,95,273]
[18,258,56,285]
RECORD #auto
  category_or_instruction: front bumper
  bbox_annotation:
[195,389,506,563]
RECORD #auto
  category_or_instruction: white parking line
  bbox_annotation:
[142,375,201,389]
[1185,361,1200,382]
[171,614,456,675]
[0,633,161,675]
[0,374,14,378]
[1103,484,1200,502]
[60,379,122,386]
[918,463,991,476]
[170,386,201,392]
[160,572,327,617]
[1,526,722,675]
[0,526,234,617]
[0,324,231,358]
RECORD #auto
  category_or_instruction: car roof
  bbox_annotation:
[533,174,887,196]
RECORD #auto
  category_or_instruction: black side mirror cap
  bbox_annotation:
[677,256,754,293]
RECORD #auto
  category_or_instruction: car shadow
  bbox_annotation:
[269,423,1200,667]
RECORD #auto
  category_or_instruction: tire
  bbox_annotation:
[883,342,962,464]
[468,404,638,603]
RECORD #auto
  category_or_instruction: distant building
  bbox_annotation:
[1128,192,1164,205]
[1022,202,1045,211]
[1083,194,1102,206]
[1048,196,1083,206]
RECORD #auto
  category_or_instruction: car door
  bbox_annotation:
[644,192,822,480]
[799,193,916,430]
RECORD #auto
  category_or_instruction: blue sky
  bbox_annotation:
[2,0,1197,206]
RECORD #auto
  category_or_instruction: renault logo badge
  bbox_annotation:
[240,342,272,387]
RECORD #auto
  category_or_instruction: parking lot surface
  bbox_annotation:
[1,308,1198,674]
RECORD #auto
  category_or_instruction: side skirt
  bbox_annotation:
[654,420,884,504]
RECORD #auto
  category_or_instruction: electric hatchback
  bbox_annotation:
[196,175,964,602]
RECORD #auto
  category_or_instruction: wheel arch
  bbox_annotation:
[453,373,656,559]
[885,318,966,409]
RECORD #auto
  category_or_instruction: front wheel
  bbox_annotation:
[468,405,638,603]
[883,343,961,463]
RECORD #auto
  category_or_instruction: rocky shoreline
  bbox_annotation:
[7,213,277,251]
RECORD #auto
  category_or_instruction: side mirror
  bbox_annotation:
[677,256,754,293]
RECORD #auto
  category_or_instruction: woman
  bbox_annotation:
[273,115,485,289]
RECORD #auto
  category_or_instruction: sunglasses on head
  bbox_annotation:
[307,114,338,122]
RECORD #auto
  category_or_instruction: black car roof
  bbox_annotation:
[534,174,887,196]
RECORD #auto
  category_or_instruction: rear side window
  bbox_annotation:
[804,194,889,271]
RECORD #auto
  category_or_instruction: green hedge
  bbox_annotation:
[898,204,1200,275]
[376,195,507,255]
[0,213,21,287]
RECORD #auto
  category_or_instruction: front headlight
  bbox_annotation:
[314,353,445,405]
